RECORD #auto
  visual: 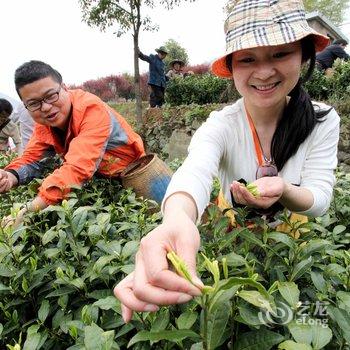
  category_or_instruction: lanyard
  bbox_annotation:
[245,108,265,167]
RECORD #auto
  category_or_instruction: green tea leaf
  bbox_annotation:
[38,300,50,323]
[84,324,115,350]
[278,282,300,308]
[23,326,43,350]
[42,229,58,245]
[299,239,331,258]
[151,309,170,332]
[121,241,139,259]
[176,311,198,330]
[327,305,350,343]
[218,277,269,298]
[238,302,265,326]
[278,340,312,350]
[72,206,89,235]
[337,291,350,312]
[324,263,346,276]
[46,286,75,298]
[202,301,231,350]
[220,252,246,267]
[127,329,200,347]
[0,282,11,292]
[233,329,284,350]
[288,321,312,345]
[311,322,332,349]
[333,225,346,234]
[267,232,296,249]
[0,264,16,277]
[238,290,275,313]
[310,270,327,293]
[290,257,313,281]
[93,296,120,313]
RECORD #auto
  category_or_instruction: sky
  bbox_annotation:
[0,0,227,99]
[1,0,349,100]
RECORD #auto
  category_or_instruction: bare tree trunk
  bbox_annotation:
[133,33,143,126]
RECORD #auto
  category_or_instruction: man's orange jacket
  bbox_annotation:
[6,89,145,205]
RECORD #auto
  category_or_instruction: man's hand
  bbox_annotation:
[1,196,48,230]
[1,206,28,229]
[0,170,18,193]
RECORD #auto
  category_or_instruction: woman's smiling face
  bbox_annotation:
[231,41,303,111]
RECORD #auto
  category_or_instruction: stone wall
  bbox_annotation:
[142,105,350,170]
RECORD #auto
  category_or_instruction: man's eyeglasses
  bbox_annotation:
[24,86,61,112]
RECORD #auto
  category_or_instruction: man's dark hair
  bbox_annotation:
[14,60,63,97]
[333,39,348,46]
[0,98,13,117]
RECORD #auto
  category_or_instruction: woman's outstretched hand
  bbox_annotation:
[114,194,203,323]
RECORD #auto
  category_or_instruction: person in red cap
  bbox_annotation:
[114,0,340,322]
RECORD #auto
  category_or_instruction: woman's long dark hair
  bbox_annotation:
[226,36,331,170]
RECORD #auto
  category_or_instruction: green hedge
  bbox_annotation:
[165,74,240,106]
[304,59,350,111]
[165,60,350,113]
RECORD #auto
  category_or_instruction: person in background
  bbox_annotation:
[114,0,340,323]
[0,99,21,154]
[0,92,34,153]
[316,38,349,74]
[138,46,168,108]
[166,59,185,79]
[0,60,145,227]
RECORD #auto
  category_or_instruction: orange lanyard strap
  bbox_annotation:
[245,108,264,166]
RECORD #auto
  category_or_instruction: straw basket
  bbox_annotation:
[121,153,173,204]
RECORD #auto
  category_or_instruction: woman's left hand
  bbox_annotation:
[230,176,285,209]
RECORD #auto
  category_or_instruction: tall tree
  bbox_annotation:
[79,0,195,125]
[303,0,349,26]
[163,38,189,69]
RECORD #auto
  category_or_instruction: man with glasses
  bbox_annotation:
[0,60,145,227]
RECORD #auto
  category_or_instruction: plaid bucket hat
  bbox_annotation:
[212,0,330,78]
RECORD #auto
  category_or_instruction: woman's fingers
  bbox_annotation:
[133,252,197,305]
[120,304,133,324]
[230,182,248,205]
[140,226,201,296]
[113,273,159,315]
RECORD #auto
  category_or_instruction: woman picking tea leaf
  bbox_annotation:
[114,0,340,322]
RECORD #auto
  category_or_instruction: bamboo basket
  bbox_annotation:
[121,153,173,203]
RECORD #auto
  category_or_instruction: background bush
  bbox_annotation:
[165,74,240,106]
[304,59,350,114]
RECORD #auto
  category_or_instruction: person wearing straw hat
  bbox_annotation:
[138,46,168,107]
[114,0,340,322]
[166,59,186,79]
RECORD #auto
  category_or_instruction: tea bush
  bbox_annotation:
[1,155,350,349]
[304,59,350,116]
[165,74,240,106]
